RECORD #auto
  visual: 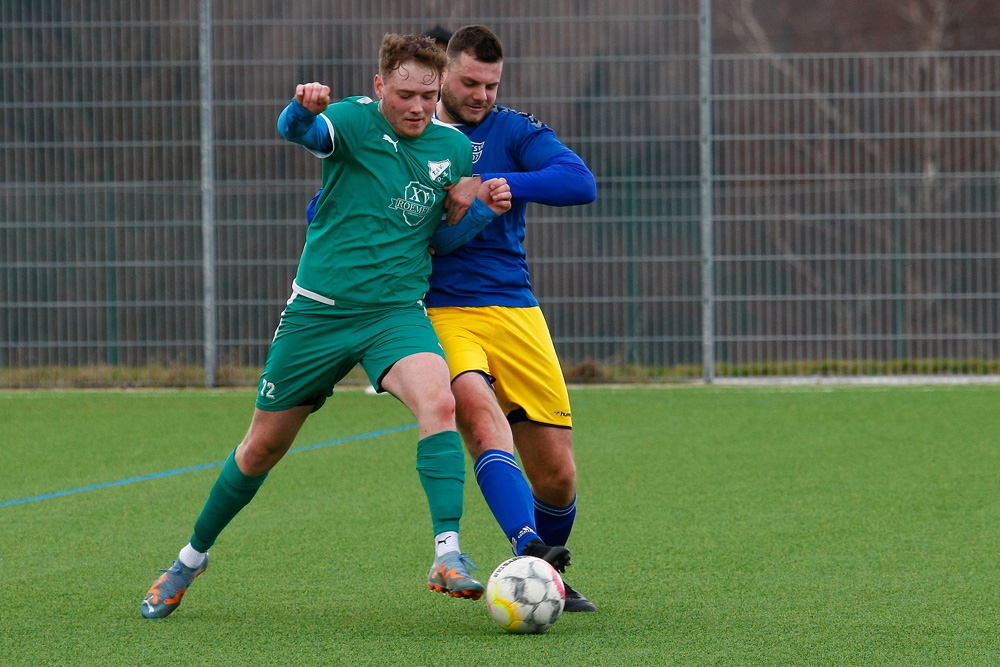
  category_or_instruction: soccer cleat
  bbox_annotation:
[140,555,208,619]
[521,539,572,573]
[563,582,598,612]
[427,551,484,600]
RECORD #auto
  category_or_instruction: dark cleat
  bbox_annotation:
[522,539,572,573]
[562,582,598,612]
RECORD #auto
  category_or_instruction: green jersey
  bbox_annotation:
[294,95,473,309]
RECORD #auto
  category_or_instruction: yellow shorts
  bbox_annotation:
[427,306,572,428]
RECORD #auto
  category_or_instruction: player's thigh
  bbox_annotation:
[381,351,454,424]
[489,307,572,428]
[257,301,359,412]
[451,370,515,457]
[427,306,492,380]
[428,306,515,453]
[364,308,456,434]
[360,304,450,395]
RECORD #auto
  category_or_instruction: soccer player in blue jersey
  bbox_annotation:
[302,26,597,610]
[140,34,513,619]
[429,25,599,612]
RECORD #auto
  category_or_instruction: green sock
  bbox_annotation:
[415,430,466,536]
[190,449,268,552]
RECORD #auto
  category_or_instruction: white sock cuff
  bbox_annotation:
[434,531,460,558]
[179,543,208,569]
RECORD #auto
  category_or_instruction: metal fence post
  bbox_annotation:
[200,0,217,387]
[699,0,715,382]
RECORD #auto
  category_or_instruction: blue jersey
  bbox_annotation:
[424,105,596,308]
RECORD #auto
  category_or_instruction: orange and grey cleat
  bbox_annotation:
[141,556,208,619]
[427,551,484,600]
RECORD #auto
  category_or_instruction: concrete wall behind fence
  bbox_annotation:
[2,1,998,387]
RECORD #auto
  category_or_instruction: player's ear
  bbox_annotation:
[373,74,384,100]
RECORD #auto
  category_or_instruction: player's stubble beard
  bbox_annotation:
[439,88,488,126]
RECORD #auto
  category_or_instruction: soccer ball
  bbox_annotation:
[485,556,566,634]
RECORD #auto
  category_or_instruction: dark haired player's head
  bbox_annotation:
[422,25,453,51]
[446,24,503,63]
[437,25,504,126]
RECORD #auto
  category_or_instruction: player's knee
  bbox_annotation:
[458,407,512,456]
[533,459,576,501]
[551,463,577,497]
[422,385,456,427]
[237,440,282,475]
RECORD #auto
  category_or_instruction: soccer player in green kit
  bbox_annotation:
[140,34,511,618]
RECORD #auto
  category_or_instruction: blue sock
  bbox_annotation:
[473,449,540,555]
[533,495,576,547]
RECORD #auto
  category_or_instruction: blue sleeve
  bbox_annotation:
[277,99,333,154]
[481,150,596,206]
[305,188,322,225]
[479,120,596,206]
[430,197,500,256]
[482,149,597,206]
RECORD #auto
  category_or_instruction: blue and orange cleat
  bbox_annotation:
[140,555,208,619]
[427,551,484,599]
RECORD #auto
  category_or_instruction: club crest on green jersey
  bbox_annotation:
[427,159,452,185]
[390,180,437,227]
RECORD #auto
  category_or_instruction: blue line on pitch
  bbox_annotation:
[0,423,418,509]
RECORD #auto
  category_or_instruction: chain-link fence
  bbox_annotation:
[711,52,1000,380]
[2,1,998,387]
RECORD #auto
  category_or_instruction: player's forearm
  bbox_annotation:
[430,197,499,256]
[482,156,597,206]
[277,99,333,153]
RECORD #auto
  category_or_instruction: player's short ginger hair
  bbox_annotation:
[378,33,449,82]
[446,25,503,63]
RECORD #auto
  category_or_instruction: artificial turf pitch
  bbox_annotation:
[1,385,998,665]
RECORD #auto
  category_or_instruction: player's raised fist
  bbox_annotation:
[480,177,512,216]
[295,82,331,114]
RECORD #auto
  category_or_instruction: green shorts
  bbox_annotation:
[256,295,445,412]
